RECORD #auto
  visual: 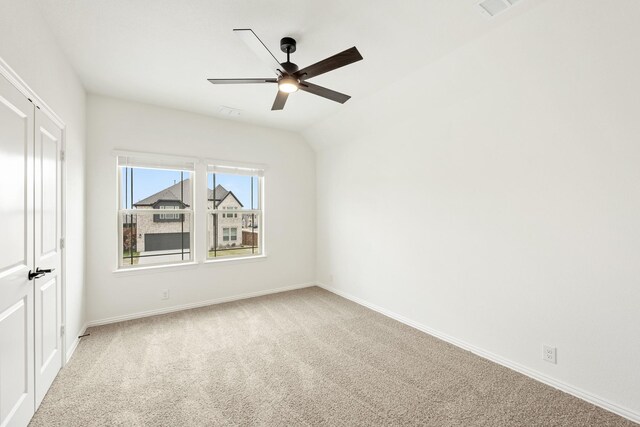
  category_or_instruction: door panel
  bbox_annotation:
[0,299,30,423]
[0,84,30,276]
[34,109,63,408]
[40,129,58,255]
[0,75,35,427]
[38,278,59,372]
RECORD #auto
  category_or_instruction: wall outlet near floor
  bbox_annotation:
[328,274,334,284]
[543,345,557,364]
[160,289,170,300]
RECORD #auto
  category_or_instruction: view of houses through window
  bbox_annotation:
[207,170,261,259]
[120,167,193,267]
[118,160,262,268]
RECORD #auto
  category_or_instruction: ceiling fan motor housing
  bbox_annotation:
[280,37,296,53]
[281,61,299,73]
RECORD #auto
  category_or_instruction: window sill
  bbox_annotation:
[203,254,267,266]
[113,261,199,276]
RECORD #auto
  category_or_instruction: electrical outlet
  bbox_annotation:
[328,274,334,284]
[161,289,170,300]
[543,345,557,364]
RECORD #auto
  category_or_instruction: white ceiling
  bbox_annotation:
[34,0,539,132]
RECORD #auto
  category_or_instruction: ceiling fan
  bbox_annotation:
[208,29,363,111]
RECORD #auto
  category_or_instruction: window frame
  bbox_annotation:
[113,152,266,272]
[206,163,264,261]
[116,152,196,270]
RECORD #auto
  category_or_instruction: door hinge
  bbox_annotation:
[60,325,65,337]
[60,150,65,161]
[60,237,65,249]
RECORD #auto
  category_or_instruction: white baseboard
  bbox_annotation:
[317,283,640,425]
[65,322,88,364]
[87,282,315,327]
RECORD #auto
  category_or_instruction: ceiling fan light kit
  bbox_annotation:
[208,29,363,111]
[278,76,299,93]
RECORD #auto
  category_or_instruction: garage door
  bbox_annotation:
[144,233,190,251]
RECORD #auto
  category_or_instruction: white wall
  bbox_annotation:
[86,94,316,322]
[0,0,87,358]
[306,0,640,420]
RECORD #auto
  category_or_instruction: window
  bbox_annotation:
[116,153,262,269]
[158,204,182,221]
[222,207,238,218]
[117,153,195,268]
[207,164,263,259]
[222,227,238,242]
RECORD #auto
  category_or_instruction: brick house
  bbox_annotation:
[206,184,244,250]
[133,179,243,252]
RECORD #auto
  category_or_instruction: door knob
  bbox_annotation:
[28,270,44,280]
[28,267,55,280]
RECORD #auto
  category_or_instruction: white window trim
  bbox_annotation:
[114,149,198,171]
[205,158,267,175]
[116,159,196,270]
[207,165,264,261]
[112,261,199,275]
[203,254,267,265]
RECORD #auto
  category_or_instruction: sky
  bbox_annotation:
[121,168,259,209]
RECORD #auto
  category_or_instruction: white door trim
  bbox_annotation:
[0,57,65,128]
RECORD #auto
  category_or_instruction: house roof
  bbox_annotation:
[133,180,242,208]
[134,178,195,207]
[211,184,243,208]
[209,184,226,203]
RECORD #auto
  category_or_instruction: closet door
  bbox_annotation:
[0,76,35,427]
[33,109,63,408]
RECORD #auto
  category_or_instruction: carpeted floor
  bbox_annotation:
[30,287,634,426]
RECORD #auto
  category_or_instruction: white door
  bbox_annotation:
[0,76,35,427]
[33,108,63,408]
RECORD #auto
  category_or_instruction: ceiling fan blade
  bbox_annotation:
[207,78,277,84]
[299,82,351,104]
[294,47,363,81]
[271,91,289,110]
[233,29,283,76]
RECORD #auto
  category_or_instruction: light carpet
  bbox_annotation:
[30,287,635,426]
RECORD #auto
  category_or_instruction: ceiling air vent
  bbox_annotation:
[478,0,520,17]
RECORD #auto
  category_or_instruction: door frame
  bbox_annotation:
[0,56,68,369]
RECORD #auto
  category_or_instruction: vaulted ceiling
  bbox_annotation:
[35,0,541,132]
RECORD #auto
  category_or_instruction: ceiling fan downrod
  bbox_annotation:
[280,37,298,74]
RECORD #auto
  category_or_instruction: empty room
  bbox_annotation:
[1,0,639,425]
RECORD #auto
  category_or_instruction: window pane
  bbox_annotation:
[208,212,261,259]
[207,173,259,210]
[120,212,192,267]
[121,167,192,209]
[119,166,193,269]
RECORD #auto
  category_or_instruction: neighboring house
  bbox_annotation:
[207,184,245,250]
[133,179,194,252]
[132,179,247,252]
